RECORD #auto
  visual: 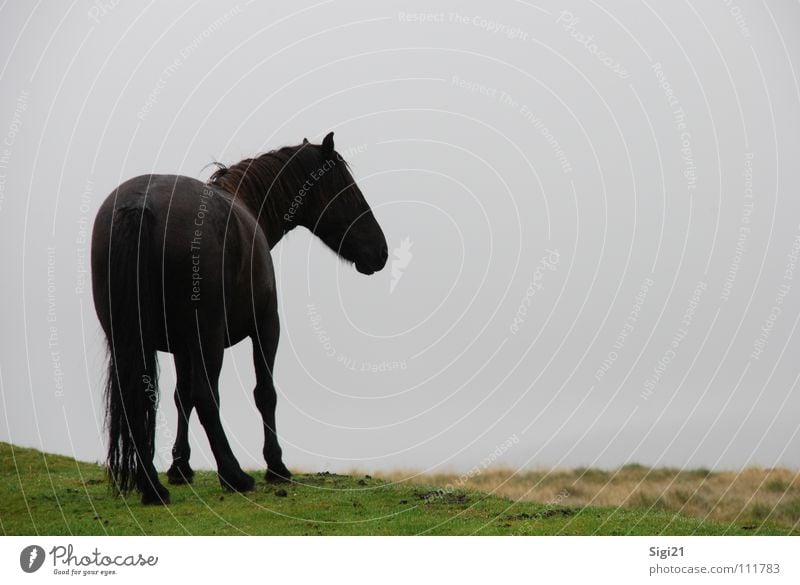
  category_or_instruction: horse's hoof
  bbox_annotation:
[219,470,255,492]
[167,464,195,485]
[265,466,292,483]
[141,485,171,506]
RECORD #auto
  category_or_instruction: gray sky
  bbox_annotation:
[1,0,800,476]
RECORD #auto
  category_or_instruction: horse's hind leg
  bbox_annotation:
[167,353,195,485]
[252,313,291,482]
[190,342,255,492]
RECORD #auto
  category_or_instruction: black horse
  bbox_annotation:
[91,132,387,504]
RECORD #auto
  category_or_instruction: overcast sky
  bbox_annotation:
[1,0,800,476]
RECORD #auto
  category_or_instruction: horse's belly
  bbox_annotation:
[153,253,273,352]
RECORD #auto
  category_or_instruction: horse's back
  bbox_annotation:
[93,174,211,248]
[92,174,275,351]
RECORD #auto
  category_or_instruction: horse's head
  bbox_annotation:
[299,132,387,275]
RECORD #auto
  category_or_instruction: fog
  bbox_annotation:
[1,0,799,475]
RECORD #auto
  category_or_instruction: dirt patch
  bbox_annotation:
[507,507,577,521]
[415,489,469,505]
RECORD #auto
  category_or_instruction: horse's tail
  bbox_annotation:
[102,204,159,494]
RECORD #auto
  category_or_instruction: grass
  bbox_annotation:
[376,464,800,532]
[0,442,795,535]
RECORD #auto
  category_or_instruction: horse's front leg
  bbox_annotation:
[167,353,195,485]
[190,340,255,492]
[253,313,291,482]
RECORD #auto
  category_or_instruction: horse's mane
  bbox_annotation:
[207,144,315,235]
[207,143,357,240]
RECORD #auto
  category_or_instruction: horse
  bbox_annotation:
[91,132,388,505]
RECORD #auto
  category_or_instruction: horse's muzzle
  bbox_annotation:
[355,244,387,275]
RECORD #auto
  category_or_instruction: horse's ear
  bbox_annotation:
[322,131,335,153]
[302,138,309,144]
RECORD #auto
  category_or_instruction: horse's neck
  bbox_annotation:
[243,171,302,250]
[257,203,290,250]
[214,152,309,249]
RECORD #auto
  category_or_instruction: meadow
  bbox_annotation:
[377,464,800,533]
[1,442,795,536]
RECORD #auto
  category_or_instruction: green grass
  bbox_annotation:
[0,442,792,535]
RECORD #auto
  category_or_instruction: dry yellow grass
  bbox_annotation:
[374,465,800,529]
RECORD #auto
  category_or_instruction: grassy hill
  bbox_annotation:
[0,442,794,535]
[377,464,800,531]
